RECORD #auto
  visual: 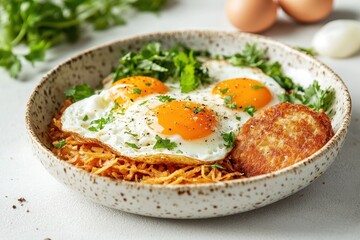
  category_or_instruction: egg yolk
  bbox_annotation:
[147,101,217,140]
[212,78,272,110]
[110,76,168,106]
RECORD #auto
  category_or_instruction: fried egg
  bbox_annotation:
[61,60,284,164]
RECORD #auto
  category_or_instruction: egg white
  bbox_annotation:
[61,60,284,162]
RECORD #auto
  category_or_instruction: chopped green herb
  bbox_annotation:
[53,139,66,149]
[211,163,224,170]
[221,132,235,148]
[145,82,152,86]
[193,107,205,114]
[88,126,98,132]
[220,88,229,94]
[153,135,177,150]
[176,149,183,154]
[125,131,138,137]
[140,100,149,106]
[252,85,264,90]
[244,105,256,116]
[83,115,89,121]
[224,95,237,109]
[183,105,191,109]
[64,84,94,102]
[125,142,140,149]
[236,116,241,121]
[295,47,318,56]
[157,95,176,102]
[133,88,142,94]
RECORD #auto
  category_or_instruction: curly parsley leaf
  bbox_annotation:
[224,95,237,109]
[221,132,235,148]
[64,84,94,102]
[153,135,177,150]
[53,139,66,149]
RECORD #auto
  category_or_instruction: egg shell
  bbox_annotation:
[279,0,333,23]
[312,20,360,58]
[225,0,278,33]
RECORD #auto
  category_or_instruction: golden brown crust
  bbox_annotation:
[231,102,334,177]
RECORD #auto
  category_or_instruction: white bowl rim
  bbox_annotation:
[25,30,352,190]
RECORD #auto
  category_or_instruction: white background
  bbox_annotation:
[1,0,360,239]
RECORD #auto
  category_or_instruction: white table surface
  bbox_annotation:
[1,1,360,239]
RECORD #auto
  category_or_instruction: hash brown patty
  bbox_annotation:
[231,102,334,177]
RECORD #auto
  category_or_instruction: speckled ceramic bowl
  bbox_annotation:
[26,31,351,219]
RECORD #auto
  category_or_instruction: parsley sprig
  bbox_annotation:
[221,132,235,148]
[64,84,94,102]
[0,0,167,78]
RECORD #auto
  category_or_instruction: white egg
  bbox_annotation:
[61,60,284,163]
[312,20,360,58]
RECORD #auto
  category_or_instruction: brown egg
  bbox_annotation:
[226,0,278,33]
[279,0,333,23]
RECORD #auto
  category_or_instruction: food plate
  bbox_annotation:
[26,31,351,219]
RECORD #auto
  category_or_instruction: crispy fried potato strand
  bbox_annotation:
[49,102,245,184]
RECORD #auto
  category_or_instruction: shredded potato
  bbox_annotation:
[49,100,244,184]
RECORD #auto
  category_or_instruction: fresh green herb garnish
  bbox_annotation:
[125,142,140,149]
[0,0,167,78]
[133,88,142,94]
[224,95,237,109]
[236,116,241,121]
[53,139,66,149]
[83,115,89,121]
[157,95,176,102]
[193,107,205,114]
[295,47,318,56]
[220,88,229,94]
[224,43,296,91]
[124,131,138,137]
[280,80,335,113]
[244,105,256,116]
[210,163,224,170]
[252,85,264,90]
[153,135,177,150]
[176,149,183,154]
[88,113,114,132]
[221,132,235,148]
[113,42,210,93]
[64,84,94,102]
[140,100,148,106]
[145,82,152,86]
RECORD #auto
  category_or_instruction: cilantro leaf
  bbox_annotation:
[252,85,264,90]
[153,135,177,150]
[221,132,235,148]
[64,84,94,102]
[220,88,229,94]
[132,0,167,12]
[244,105,256,117]
[133,88,142,94]
[53,139,66,149]
[24,41,49,64]
[0,48,22,78]
[83,115,89,121]
[281,80,335,113]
